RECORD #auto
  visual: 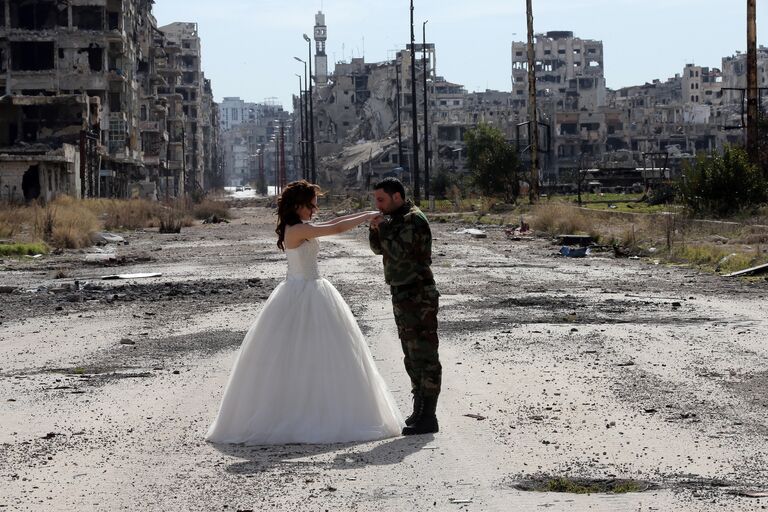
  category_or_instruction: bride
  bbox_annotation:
[206,180,404,445]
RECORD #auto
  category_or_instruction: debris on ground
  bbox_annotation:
[101,273,163,280]
[91,232,126,245]
[456,228,487,239]
[464,413,486,421]
[203,214,230,224]
[557,234,593,246]
[559,246,590,258]
[722,262,768,278]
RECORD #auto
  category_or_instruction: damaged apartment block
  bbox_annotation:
[0,0,221,203]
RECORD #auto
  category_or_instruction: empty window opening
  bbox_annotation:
[108,92,121,112]
[11,0,58,30]
[73,6,104,31]
[107,11,120,30]
[11,41,55,71]
[107,0,122,30]
[82,45,103,71]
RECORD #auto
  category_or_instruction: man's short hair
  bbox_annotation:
[374,177,406,199]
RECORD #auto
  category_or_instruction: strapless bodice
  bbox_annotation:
[285,238,320,280]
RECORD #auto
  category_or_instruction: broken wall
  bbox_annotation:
[0,144,81,202]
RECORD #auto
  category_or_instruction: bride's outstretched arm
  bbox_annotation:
[285,211,379,243]
[312,211,376,227]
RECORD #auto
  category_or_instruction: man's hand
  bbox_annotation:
[369,214,386,231]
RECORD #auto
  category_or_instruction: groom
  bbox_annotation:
[369,177,441,436]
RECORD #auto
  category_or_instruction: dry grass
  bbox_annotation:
[84,198,164,230]
[191,199,231,220]
[32,196,100,249]
[0,206,33,239]
[530,202,593,236]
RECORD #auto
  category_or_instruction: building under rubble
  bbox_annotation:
[0,1,221,203]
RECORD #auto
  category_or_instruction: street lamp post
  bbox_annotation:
[303,33,317,183]
[294,56,309,180]
[295,73,306,180]
[409,0,421,204]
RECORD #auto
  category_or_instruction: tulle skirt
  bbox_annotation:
[206,277,404,445]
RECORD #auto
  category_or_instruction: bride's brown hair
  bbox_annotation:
[275,180,322,251]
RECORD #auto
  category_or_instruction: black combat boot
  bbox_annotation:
[401,395,438,435]
[404,391,424,426]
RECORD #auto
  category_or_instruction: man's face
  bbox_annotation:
[373,189,402,214]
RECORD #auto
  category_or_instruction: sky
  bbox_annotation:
[153,0,767,109]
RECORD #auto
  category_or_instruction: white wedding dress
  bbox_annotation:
[206,238,404,445]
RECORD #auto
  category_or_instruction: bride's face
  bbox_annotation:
[297,196,319,222]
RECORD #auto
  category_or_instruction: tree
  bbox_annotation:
[464,123,521,202]
[678,146,767,216]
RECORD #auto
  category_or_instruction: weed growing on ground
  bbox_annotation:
[0,242,49,256]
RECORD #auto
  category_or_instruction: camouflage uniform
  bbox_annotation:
[370,200,441,398]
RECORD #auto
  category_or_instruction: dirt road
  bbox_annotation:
[2,206,768,511]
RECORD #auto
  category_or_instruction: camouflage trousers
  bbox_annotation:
[391,284,442,398]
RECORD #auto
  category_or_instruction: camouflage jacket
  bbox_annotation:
[369,200,434,287]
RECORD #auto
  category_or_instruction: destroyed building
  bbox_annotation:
[293,15,765,196]
[0,1,220,202]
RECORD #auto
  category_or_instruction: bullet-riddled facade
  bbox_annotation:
[0,1,219,202]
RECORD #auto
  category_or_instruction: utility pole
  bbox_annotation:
[395,56,405,168]
[746,0,759,164]
[422,20,430,201]
[409,0,421,204]
[280,122,287,190]
[526,0,539,202]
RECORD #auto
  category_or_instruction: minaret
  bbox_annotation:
[314,11,328,86]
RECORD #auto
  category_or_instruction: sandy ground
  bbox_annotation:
[1,205,768,512]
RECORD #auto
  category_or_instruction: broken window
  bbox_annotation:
[80,45,103,71]
[11,41,55,71]
[104,11,118,31]
[10,0,58,30]
[73,6,104,31]
[560,122,578,135]
[109,92,121,112]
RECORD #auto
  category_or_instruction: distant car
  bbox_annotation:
[244,186,252,190]
[235,186,244,192]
